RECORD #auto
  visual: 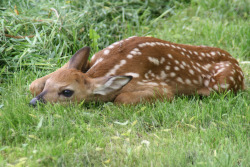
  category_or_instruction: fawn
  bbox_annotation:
[29,36,245,105]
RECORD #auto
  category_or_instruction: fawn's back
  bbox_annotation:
[87,36,244,95]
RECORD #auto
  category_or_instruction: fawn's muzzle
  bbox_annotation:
[29,91,46,106]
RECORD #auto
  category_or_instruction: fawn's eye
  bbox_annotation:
[61,89,74,97]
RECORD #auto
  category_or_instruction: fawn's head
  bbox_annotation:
[29,47,132,106]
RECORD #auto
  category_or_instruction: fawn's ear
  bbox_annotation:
[68,46,90,70]
[93,76,133,96]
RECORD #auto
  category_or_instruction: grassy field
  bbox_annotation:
[0,0,249,166]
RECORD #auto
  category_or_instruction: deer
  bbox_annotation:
[29,36,245,105]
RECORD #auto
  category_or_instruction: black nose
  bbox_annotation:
[29,97,39,107]
[29,97,45,107]
[29,91,47,107]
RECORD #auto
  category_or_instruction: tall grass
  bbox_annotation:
[0,0,249,166]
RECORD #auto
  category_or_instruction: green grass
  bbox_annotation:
[0,0,249,166]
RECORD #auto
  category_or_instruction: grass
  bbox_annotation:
[0,0,249,166]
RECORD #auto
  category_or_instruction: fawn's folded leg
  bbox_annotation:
[114,87,174,105]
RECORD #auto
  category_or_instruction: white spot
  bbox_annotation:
[235,84,238,89]
[196,67,201,73]
[138,43,146,48]
[105,59,127,76]
[180,64,185,69]
[214,68,225,76]
[198,56,203,60]
[160,82,167,86]
[181,52,185,56]
[220,83,230,89]
[148,57,160,65]
[182,48,186,51]
[124,72,139,78]
[104,50,110,55]
[165,43,170,47]
[219,64,225,68]
[201,52,205,57]
[176,77,184,84]
[149,42,154,46]
[168,54,173,59]
[108,45,114,49]
[189,50,192,54]
[91,54,96,60]
[113,41,120,45]
[176,46,181,49]
[194,51,198,55]
[198,76,202,84]
[213,84,219,90]
[147,70,152,74]
[185,79,191,85]
[193,79,199,84]
[182,61,187,66]
[121,60,126,65]
[171,45,176,48]
[130,51,137,55]
[133,48,139,52]
[137,81,144,85]
[206,53,211,57]
[126,36,136,40]
[211,52,216,56]
[151,42,157,46]
[146,70,156,78]
[175,60,179,64]
[229,76,235,83]
[231,70,235,75]
[160,71,168,79]
[127,54,133,59]
[238,75,242,81]
[208,87,213,91]
[239,70,244,76]
[217,51,221,55]
[174,66,180,71]
[195,63,201,67]
[165,65,171,70]
[215,66,220,69]
[204,64,211,70]
[145,82,158,86]
[204,80,209,87]
[170,72,176,77]
[160,57,165,64]
[91,58,103,68]
[189,69,195,75]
